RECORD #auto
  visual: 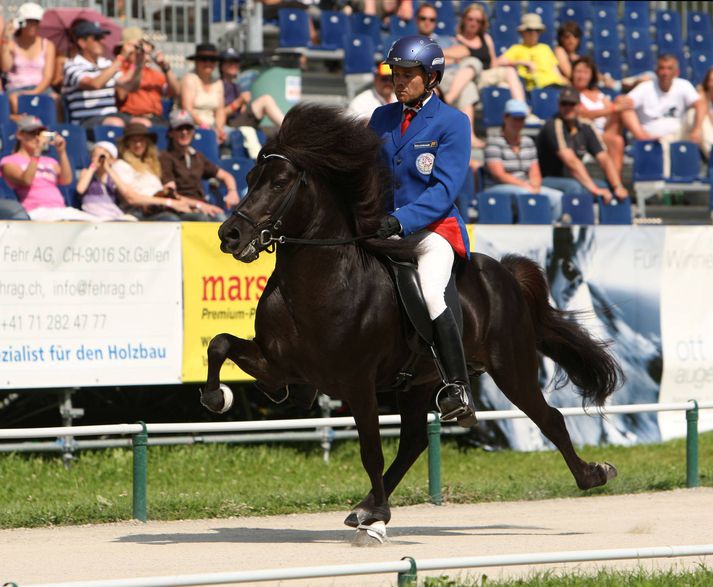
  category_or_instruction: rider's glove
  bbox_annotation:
[377,215,402,239]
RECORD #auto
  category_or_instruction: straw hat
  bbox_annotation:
[517,13,546,32]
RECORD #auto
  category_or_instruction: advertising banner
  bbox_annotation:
[0,223,183,388]
[181,223,275,382]
[659,227,713,438]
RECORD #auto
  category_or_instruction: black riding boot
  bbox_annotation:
[432,308,477,428]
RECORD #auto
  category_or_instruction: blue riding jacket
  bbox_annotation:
[368,94,471,257]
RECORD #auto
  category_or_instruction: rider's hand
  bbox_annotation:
[377,215,402,239]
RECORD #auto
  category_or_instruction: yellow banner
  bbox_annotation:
[181,223,275,382]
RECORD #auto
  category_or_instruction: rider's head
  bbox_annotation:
[384,35,444,107]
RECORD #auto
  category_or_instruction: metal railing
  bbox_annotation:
[1,401,711,522]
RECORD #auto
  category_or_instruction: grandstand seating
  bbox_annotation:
[530,87,560,121]
[625,28,654,76]
[93,125,124,143]
[344,35,376,75]
[687,11,713,36]
[0,121,18,156]
[527,1,555,46]
[0,176,16,200]
[151,126,168,151]
[598,198,633,225]
[594,46,622,80]
[278,8,311,49]
[623,1,649,29]
[192,128,220,165]
[516,193,551,224]
[350,13,382,52]
[691,52,713,86]
[220,157,256,195]
[17,95,57,126]
[633,141,664,182]
[481,87,511,128]
[558,2,592,30]
[50,124,90,170]
[669,141,705,183]
[474,192,514,224]
[592,2,618,31]
[491,21,518,56]
[433,0,456,37]
[389,17,416,38]
[320,10,350,50]
[562,193,595,225]
[493,1,521,26]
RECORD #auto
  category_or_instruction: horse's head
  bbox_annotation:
[218,154,307,263]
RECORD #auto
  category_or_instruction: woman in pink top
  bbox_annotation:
[0,3,57,115]
[0,115,96,221]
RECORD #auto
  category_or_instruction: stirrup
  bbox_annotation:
[435,383,477,428]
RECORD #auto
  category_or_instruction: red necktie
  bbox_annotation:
[401,109,416,135]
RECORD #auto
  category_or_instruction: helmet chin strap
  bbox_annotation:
[404,71,438,109]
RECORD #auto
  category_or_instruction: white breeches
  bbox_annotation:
[414,230,455,320]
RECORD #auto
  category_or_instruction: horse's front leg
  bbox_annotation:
[202,333,277,413]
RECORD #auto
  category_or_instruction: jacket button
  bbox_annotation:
[396,158,402,165]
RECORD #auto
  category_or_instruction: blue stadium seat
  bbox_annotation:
[687,31,709,56]
[562,193,595,225]
[192,128,220,165]
[0,121,17,156]
[60,181,80,209]
[50,124,90,169]
[278,8,311,49]
[687,11,712,36]
[491,21,518,56]
[151,126,168,151]
[17,94,57,126]
[161,98,174,119]
[633,140,664,182]
[320,10,350,50]
[592,23,618,50]
[625,28,654,76]
[350,13,383,52]
[474,192,514,224]
[622,1,649,29]
[0,176,17,200]
[494,1,521,26]
[0,94,9,125]
[594,45,622,80]
[559,2,592,30]
[433,0,456,37]
[344,35,376,75]
[599,198,632,225]
[93,125,124,144]
[389,17,416,37]
[655,10,681,39]
[592,1,618,30]
[220,157,255,196]
[516,193,551,224]
[481,87,511,127]
[528,1,555,46]
[669,141,704,182]
[691,51,713,86]
[530,87,560,121]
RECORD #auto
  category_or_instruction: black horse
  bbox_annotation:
[202,104,622,544]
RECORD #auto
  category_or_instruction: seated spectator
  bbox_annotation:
[697,67,713,158]
[536,88,628,207]
[500,13,567,92]
[0,2,58,116]
[116,28,180,128]
[219,47,284,144]
[553,21,582,82]
[348,63,396,122]
[180,43,227,143]
[0,115,97,221]
[481,99,563,220]
[572,57,633,175]
[364,0,414,22]
[160,110,240,220]
[62,20,141,130]
[441,3,527,144]
[621,54,707,175]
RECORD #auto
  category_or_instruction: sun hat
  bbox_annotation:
[504,99,528,118]
[16,2,44,23]
[120,122,158,144]
[93,141,119,159]
[16,115,47,133]
[169,110,196,129]
[186,43,219,61]
[517,13,546,32]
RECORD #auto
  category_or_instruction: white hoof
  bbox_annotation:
[217,383,234,413]
[352,521,387,547]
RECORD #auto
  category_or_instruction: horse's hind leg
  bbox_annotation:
[490,341,616,490]
[203,333,278,413]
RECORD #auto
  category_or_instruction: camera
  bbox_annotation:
[41,131,57,143]
[98,155,106,164]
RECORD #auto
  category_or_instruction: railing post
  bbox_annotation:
[686,400,699,488]
[427,412,442,505]
[397,556,417,586]
[132,421,148,521]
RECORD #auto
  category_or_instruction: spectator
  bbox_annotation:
[621,54,706,175]
[0,115,97,221]
[115,28,180,128]
[697,67,713,158]
[219,47,284,145]
[536,87,628,207]
[553,21,582,81]
[571,56,633,175]
[348,62,396,122]
[500,13,567,92]
[75,141,138,221]
[160,110,239,220]
[62,20,141,130]
[180,43,227,143]
[0,2,58,116]
[112,123,198,221]
[481,99,563,220]
[364,0,414,23]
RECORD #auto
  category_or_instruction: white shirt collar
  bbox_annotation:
[401,91,433,113]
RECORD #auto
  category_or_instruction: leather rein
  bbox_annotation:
[231,153,378,254]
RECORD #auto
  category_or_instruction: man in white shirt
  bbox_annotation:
[348,63,396,122]
[621,54,706,174]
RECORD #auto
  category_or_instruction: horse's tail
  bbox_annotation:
[501,254,623,406]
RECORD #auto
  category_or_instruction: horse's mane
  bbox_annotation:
[259,103,417,260]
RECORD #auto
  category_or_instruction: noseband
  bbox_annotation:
[231,153,377,253]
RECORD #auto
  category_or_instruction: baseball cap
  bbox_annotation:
[17,2,44,23]
[504,99,528,118]
[93,141,118,159]
[219,48,241,62]
[16,115,47,133]
[376,63,392,76]
[73,20,111,39]
[559,86,580,104]
[169,110,196,129]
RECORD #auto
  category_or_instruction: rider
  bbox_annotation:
[369,35,476,427]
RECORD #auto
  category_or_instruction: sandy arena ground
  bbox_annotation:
[2,488,712,586]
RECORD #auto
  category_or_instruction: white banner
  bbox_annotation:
[0,223,183,388]
[659,226,713,438]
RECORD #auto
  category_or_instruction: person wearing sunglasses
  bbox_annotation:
[500,13,566,92]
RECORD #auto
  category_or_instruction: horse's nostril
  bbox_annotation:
[226,226,241,242]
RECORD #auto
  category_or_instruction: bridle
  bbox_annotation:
[231,153,377,254]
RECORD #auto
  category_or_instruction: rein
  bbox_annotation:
[232,153,377,253]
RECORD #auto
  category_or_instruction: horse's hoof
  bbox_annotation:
[200,384,234,414]
[352,521,387,547]
[344,512,360,528]
[602,462,618,481]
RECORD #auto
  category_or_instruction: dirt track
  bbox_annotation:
[2,488,713,586]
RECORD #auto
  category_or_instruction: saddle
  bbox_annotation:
[385,257,464,392]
